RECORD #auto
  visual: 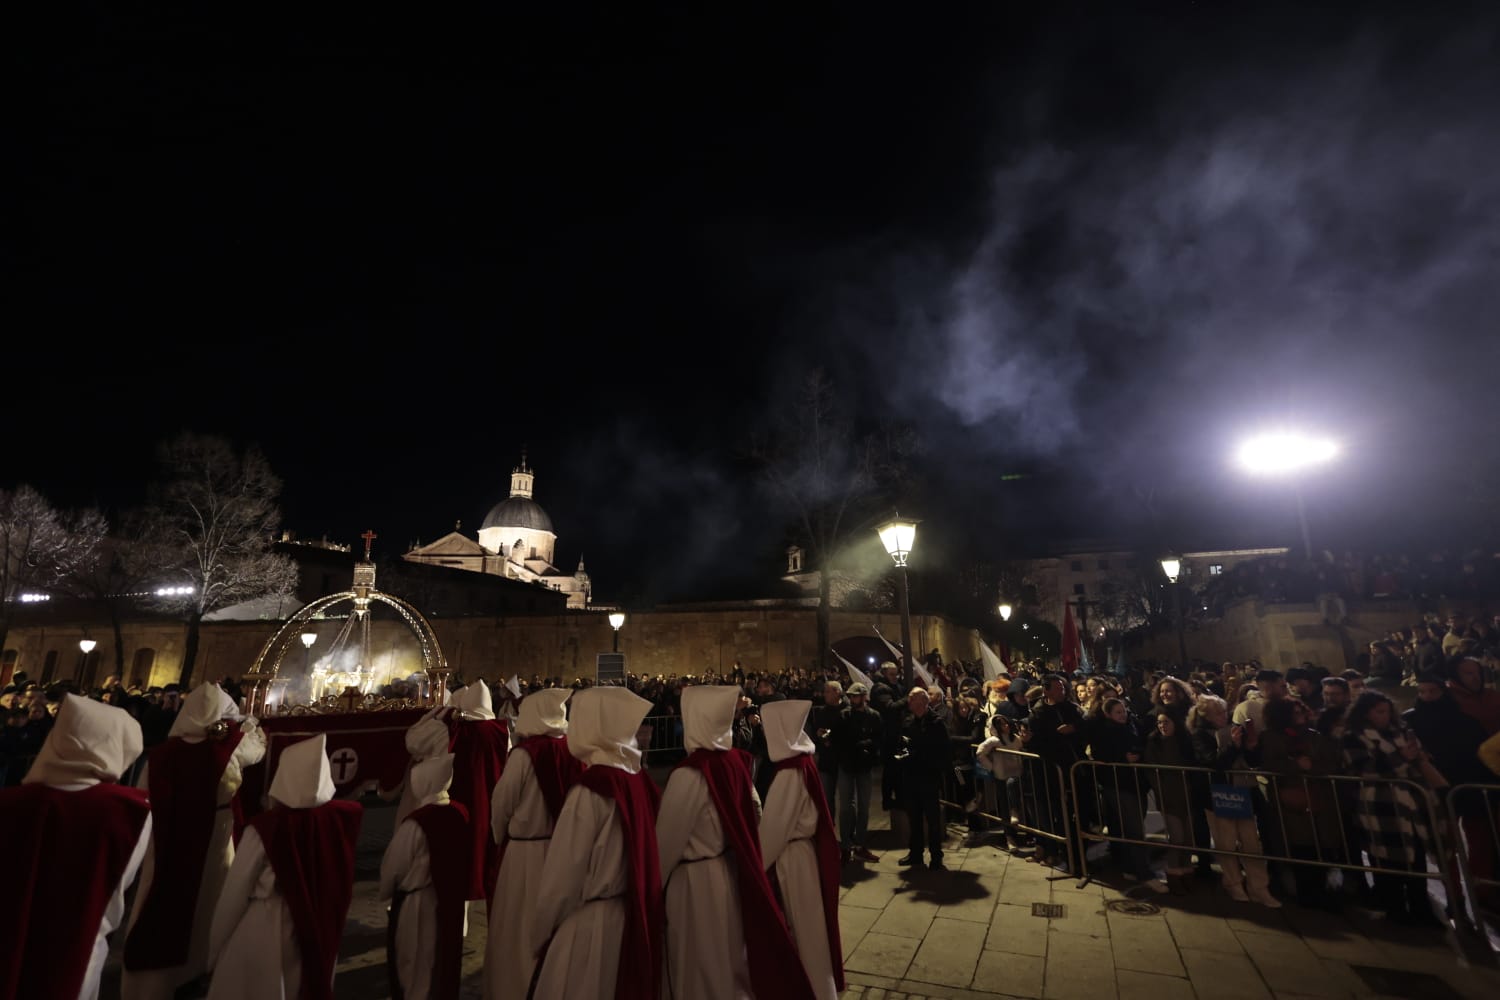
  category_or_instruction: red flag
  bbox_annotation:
[1060,603,1080,675]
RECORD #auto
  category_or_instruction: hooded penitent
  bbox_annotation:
[565,686,663,1000]
[247,734,363,1000]
[2,695,153,1000]
[511,689,583,826]
[676,688,817,1000]
[762,699,844,993]
[443,680,509,902]
[448,681,496,721]
[395,752,468,1000]
[125,683,252,972]
[515,688,570,739]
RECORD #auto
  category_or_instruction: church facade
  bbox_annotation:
[401,456,593,609]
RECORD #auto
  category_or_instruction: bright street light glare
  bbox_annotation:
[1235,432,1339,475]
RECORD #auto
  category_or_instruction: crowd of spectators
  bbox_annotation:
[1200,548,1500,614]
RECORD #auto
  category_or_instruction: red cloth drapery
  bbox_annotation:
[772,753,846,991]
[401,802,471,1000]
[498,735,584,869]
[123,733,244,970]
[679,748,816,1000]
[249,800,363,1000]
[0,783,151,1000]
[1060,603,1080,675]
[445,716,510,903]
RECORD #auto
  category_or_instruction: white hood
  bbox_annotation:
[762,699,816,762]
[24,693,144,787]
[409,753,454,808]
[516,689,570,739]
[681,685,739,752]
[566,687,652,771]
[405,717,452,761]
[168,682,239,740]
[270,733,336,809]
[449,681,496,720]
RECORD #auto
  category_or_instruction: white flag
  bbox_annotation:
[831,649,873,689]
[872,625,904,664]
[504,674,522,700]
[978,639,1007,682]
[914,662,937,690]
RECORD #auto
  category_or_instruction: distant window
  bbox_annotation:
[1073,583,1086,595]
[1097,559,1110,571]
[1069,560,1083,572]
[1209,564,1225,576]
[41,650,58,684]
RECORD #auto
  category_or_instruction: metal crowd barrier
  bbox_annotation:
[1068,759,1462,910]
[638,714,685,763]
[946,746,1077,878]
[1447,783,1500,932]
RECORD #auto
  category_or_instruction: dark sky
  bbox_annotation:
[10,4,1500,603]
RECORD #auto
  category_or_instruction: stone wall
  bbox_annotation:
[3,604,986,691]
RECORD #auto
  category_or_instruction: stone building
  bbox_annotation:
[401,455,592,608]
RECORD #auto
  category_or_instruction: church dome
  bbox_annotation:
[481,496,554,533]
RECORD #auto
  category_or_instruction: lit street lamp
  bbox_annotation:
[876,515,918,689]
[1159,554,1189,675]
[998,603,1013,622]
[77,638,97,685]
[1235,431,1339,560]
[300,630,317,673]
[608,611,626,653]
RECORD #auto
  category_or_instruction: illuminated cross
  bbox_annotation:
[330,747,359,783]
[361,529,377,560]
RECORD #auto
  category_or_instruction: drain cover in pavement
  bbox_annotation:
[1031,902,1065,918]
[1106,898,1162,916]
[1348,966,1463,999]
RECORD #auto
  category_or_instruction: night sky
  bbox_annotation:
[10,4,1500,603]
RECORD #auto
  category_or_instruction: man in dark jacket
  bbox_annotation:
[898,687,952,870]
[810,679,847,816]
[1023,674,1088,870]
[870,662,907,810]
[747,675,786,802]
[832,682,884,863]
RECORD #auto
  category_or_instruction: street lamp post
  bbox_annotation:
[876,515,918,690]
[78,638,96,685]
[1235,431,1339,561]
[1159,555,1189,676]
[608,611,626,653]
[998,603,1013,622]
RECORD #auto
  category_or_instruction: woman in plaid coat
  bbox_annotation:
[1340,691,1446,927]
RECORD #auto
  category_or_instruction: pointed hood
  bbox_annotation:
[449,681,495,720]
[409,753,454,808]
[270,733,336,809]
[566,686,652,771]
[405,716,452,761]
[24,693,144,787]
[762,699,816,762]
[516,688,570,739]
[681,685,739,752]
[168,681,238,740]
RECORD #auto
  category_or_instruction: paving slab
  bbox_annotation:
[906,917,989,989]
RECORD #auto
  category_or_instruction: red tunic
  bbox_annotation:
[389,802,471,1000]
[249,800,363,1000]
[773,753,847,991]
[0,782,151,1000]
[123,732,245,970]
[446,716,510,902]
[679,748,817,1000]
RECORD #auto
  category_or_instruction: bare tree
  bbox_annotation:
[134,433,299,686]
[57,530,155,683]
[0,485,107,654]
[750,370,915,673]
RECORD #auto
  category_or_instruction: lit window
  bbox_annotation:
[1209,564,1224,576]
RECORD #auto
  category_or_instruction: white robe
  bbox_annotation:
[528,781,630,1000]
[380,809,450,1000]
[122,731,267,1000]
[655,766,755,1000]
[760,768,839,1000]
[484,747,560,1000]
[203,827,307,1000]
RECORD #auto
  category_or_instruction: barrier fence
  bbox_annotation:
[938,746,1077,878]
[638,714,686,764]
[1448,782,1500,928]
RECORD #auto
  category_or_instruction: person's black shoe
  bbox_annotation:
[930,859,949,872]
[841,848,852,864]
[898,854,923,867]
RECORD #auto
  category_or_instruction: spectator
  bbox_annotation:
[947,696,986,831]
[810,681,845,817]
[1189,695,1279,907]
[832,683,883,865]
[1022,675,1087,872]
[1232,670,1288,729]
[1259,698,1344,911]
[1318,678,1353,739]
[974,714,1026,852]
[1144,711,1205,895]
[869,662,907,811]
[1447,656,1500,735]
[897,688,951,871]
[1090,698,1165,891]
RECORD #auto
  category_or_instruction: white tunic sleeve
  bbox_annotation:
[656,768,721,886]
[207,827,266,970]
[759,769,813,869]
[490,748,533,844]
[379,818,429,904]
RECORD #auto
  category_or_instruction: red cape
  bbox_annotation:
[249,800,363,1000]
[390,802,470,1000]
[123,732,244,970]
[446,716,510,903]
[680,748,817,1000]
[558,766,662,1000]
[498,735,585,868]
[773,754,847,991]
[0,783,151,1000]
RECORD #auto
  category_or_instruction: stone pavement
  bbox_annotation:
[104,784,1500,1000]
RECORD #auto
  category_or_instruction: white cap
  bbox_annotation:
[168,682,238,740]
[449,681,495,720]
[680,685,739,752]
[24,693,144,786]
[269,733,336,809]
[762,699,816,763]
[516,689,570,739]
[566,686,652,771]
[409,753,454,809]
